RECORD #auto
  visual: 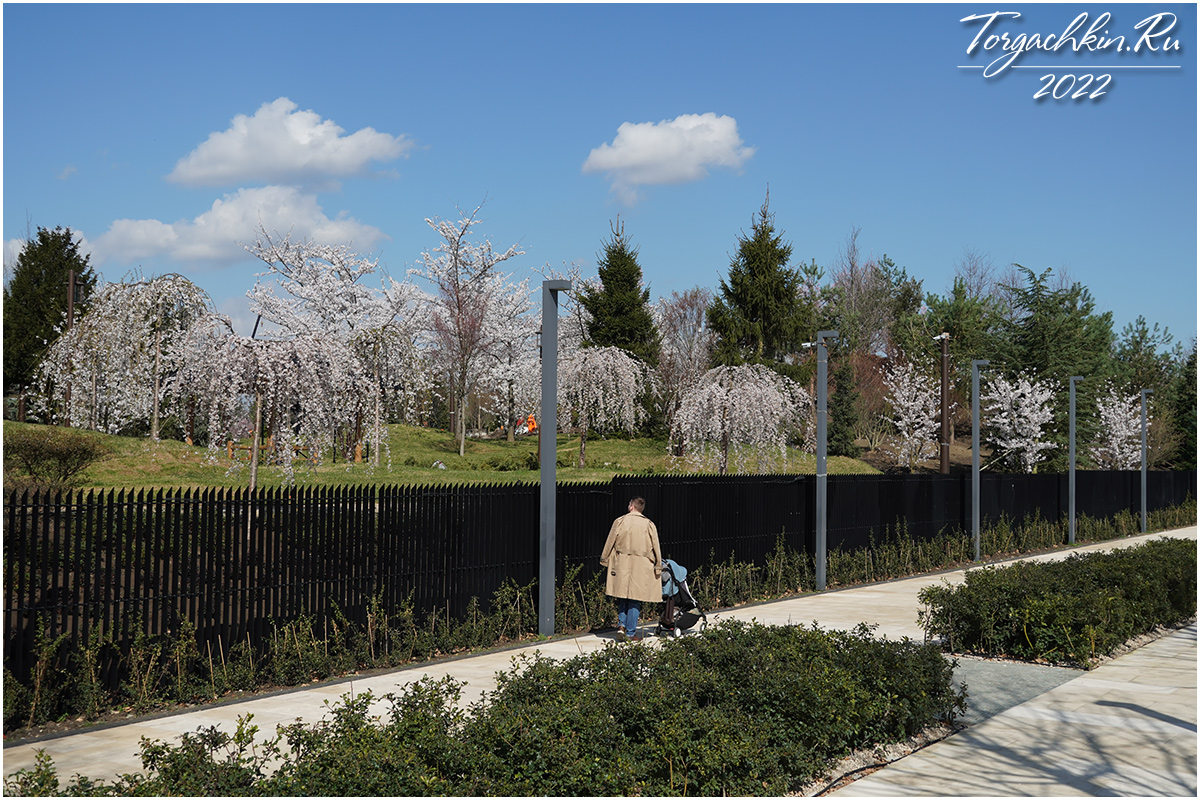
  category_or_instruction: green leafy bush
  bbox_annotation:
[918,537,1196,666]
[4,426,112,491]
[5,621,964,797]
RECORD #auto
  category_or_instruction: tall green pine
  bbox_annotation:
[578,220,660,367]
[997,266,1114,472]
[827,355,860,457]
[1170,345,1197,470]
[3,226,97,394]
[707,194,812,380]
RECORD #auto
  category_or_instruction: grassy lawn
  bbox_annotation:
[3,421,880,491]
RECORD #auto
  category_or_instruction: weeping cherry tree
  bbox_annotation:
[245,228,430,467]
[558,345,653,468]
[671,364,811,475]
[36,273,215,438]
[194,329,374,488]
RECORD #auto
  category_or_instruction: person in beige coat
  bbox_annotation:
[600,496,662,640]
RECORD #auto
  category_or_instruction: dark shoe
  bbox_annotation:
[630,632,644,642]
[616,627,628,641]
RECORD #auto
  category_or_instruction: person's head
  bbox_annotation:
[628,496,646,514]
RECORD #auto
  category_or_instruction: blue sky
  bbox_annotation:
[4,3,1196,349]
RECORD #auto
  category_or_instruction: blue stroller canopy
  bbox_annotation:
[661,558,687,597]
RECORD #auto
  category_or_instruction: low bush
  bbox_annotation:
[4,426,111,492]
[4,620,965,796]
[918,537,1197,666]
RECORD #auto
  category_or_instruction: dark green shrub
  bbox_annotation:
[269,617,332,686]
[4,667,32,730]
[4,426,111,491]
[919,537,1196,666]
[5,621,964,796]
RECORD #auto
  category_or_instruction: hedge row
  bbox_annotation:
[4,620,965,797]
[918,537,1197,666]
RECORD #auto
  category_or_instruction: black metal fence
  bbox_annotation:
[4,470,1194,684]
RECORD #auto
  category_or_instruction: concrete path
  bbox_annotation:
[3,527,1195,795]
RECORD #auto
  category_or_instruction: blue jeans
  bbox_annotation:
[618,598,641,632]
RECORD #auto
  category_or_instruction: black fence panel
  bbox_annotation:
[3,470,1194,689]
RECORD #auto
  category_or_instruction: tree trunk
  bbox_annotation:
[578,412,588,468]
[372,357,382,468]
[720,403,730,475]
[458,392,466,457]
[249,387,263,491]
[151,321,162,440]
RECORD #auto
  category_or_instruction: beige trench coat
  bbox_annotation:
[599,510,663,603]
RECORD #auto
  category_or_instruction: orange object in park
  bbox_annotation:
[527,414,537,432]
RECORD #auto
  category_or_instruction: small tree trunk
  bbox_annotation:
[249,387,263,491]
[151,321,163,440]
[372,358,382,468]
[578,412,588,468]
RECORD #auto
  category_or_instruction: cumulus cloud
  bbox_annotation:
[91,186,387,268]
[582,113,755,204]
[167,97,414,188]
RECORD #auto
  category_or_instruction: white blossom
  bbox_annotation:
[558,345,653,467]
[653,288,714,447]
[982,373,1056,473]
[671,364,810,475]
[35,272,215,438]
[1089,383,1144,470]
[244,227,432,467]
[881,359,940,470]
[411,205,525,456]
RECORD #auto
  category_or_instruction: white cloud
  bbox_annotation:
[91,186,388,268]
[168,97,414,188]
[582,113,755,204]
[57,165,78,180]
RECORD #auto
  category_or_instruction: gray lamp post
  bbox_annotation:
[1140,388,1153,534]
[971,359,989,562]
[1069,376,1083,545]
[802,330,838,590]
[539,279,571,636]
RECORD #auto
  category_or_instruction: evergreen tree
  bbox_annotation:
[827,355,860,457]
[578,219,660,367]
[3,226,97,395]
[1170,344,1196,470]
[707,193,811,380]
[996,266,1114,472]
[1112,316,1181,398]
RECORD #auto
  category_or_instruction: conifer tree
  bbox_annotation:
[4,226,97,394]
[577,219,660,367]
[1170,344,1197,470]
[707,193,810,379]
[996,266,1114,472]
[827,355,860,457]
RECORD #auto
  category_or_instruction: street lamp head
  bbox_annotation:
[933,332,950,341]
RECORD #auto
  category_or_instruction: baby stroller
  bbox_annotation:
[655,558,707,637]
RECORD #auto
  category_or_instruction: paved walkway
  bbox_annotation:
[3,527,1196,796]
